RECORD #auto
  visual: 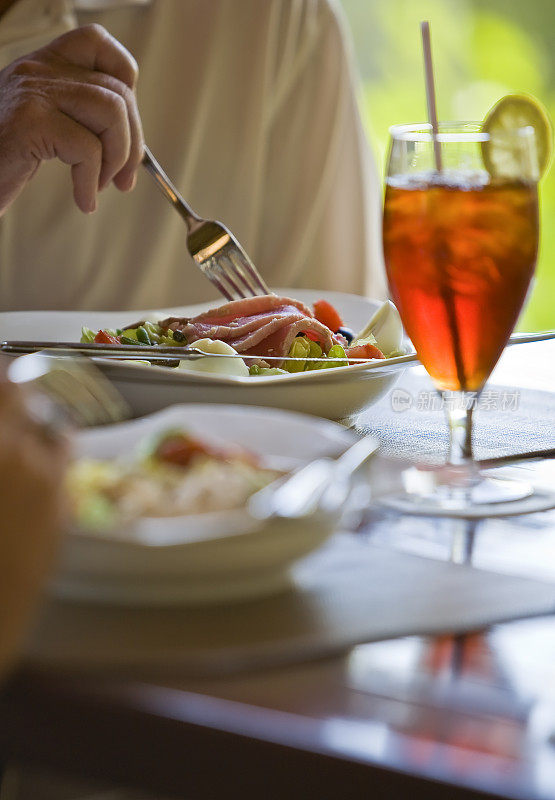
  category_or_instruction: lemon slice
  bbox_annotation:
[481,94,553,180]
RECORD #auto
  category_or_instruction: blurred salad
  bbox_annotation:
[68,429,281,532]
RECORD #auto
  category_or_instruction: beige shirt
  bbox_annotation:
[0,0,385,311]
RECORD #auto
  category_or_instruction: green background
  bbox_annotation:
[341,0,555,331]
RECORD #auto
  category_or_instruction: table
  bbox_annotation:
[1,341,555,800]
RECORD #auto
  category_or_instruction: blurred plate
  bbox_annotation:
[0,289,408,420]
[54,404,362,606]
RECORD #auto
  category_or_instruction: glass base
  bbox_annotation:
[380,465,555,519]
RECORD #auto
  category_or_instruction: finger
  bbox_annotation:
[45,24,139,90]
[48,80,131,189]
[73,71,143,191]
[54,66,143,191]
[34,28,143,191]
[41,110,102,213]
[112,84,143,192]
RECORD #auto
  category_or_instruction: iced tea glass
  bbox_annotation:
[383,122,539,514]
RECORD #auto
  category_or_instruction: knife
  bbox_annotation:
[0,340,409,364]
[1,330,553,363]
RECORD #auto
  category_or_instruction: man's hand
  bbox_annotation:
[0,24,144,214]
[0,360,69,676]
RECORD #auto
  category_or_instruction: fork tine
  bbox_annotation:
[225,251,261,298]
[205,271,234,301]
[218,253,258,298]
[199,256,237,301]
[216,261,249,300]
[226,239,271,295]
[208,256,248,300]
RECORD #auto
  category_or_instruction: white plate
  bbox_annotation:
[53,404,364,606]
[0,289,409,420]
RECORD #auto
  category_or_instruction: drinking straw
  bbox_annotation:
[421,20,443,172]
[420,20,466,390]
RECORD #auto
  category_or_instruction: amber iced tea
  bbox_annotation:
[383,172,538,391]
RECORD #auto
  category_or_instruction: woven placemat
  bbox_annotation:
[355,372,555,465]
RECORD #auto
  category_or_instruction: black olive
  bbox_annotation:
[173,329,185,342]
[337,326,355,343]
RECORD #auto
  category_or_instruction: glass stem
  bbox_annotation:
[442,391,478,468]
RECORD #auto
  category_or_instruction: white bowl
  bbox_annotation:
[0,289,409,420]
[53,404,362,606]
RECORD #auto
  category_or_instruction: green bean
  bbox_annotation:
[136,326,152,345]
[144,322,162,343]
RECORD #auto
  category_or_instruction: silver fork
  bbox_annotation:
[142,146,271,301]
[8,353,130,430]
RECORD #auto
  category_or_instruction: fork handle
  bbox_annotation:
[142,145,202,231]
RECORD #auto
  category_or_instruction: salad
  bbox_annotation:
[68,428,282,532]
[80,294,403,377]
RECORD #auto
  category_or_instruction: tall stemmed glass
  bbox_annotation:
[382,122,540,514]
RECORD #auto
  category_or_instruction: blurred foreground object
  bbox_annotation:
[0,356,68,679]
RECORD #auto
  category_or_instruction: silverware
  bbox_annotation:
[9,353,130,429]
[142,145,270,301]
[249,435,379,520]
[506,330,555,345]
[0,340,402,364]
[3,328,553,368]
[2,340,184,362]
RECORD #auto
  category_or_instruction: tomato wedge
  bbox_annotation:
[94,330,121,345]
[313,299,343,332]
[346,342,385,363]
[155,434,212,468]
[155,432,259,469]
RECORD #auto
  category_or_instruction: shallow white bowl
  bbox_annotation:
[0,289,409,420]
[53,404,361,606]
